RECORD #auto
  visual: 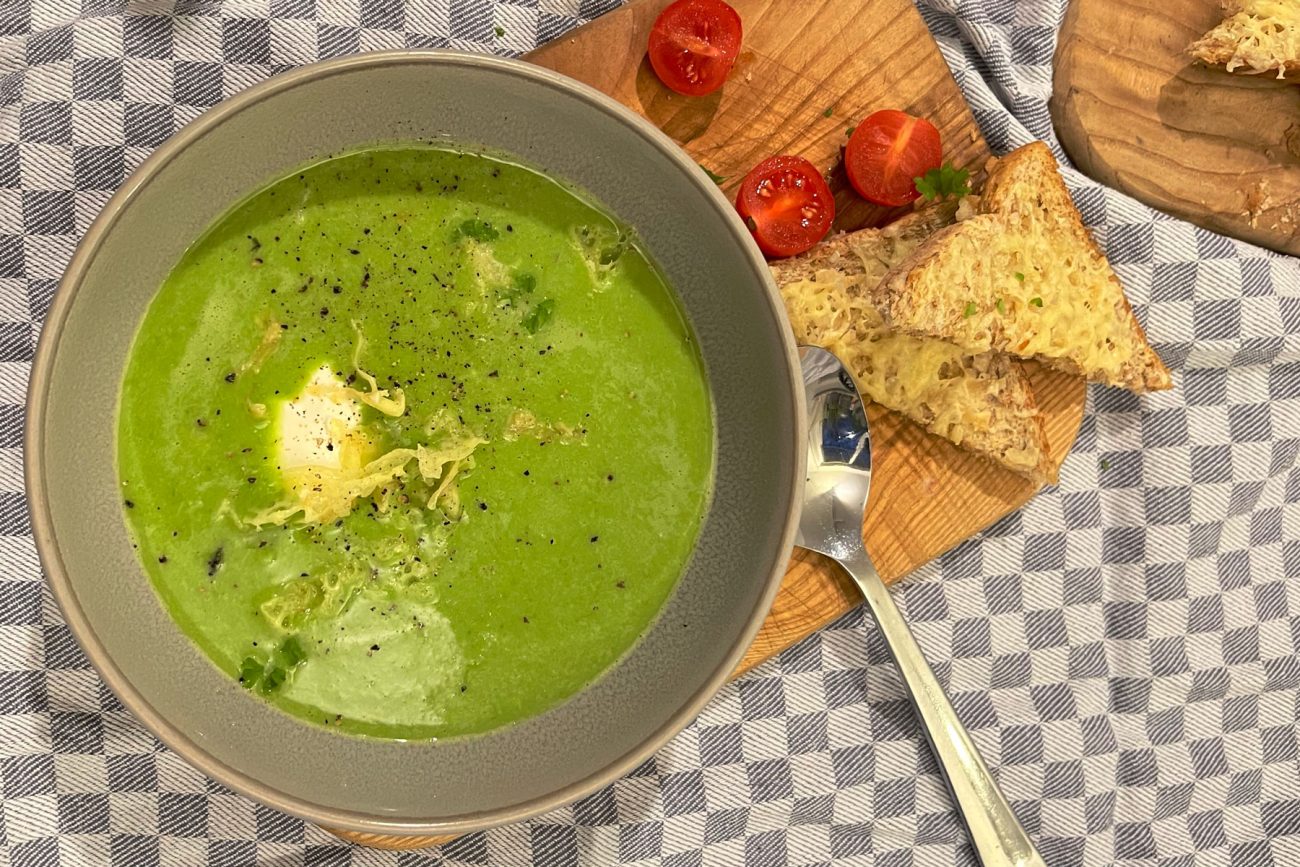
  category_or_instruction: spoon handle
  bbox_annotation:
[838,546,1047,867]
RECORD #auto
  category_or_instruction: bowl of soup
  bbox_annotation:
[26,51,803,835]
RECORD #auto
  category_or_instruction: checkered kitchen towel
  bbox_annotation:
[2,0,1298,864]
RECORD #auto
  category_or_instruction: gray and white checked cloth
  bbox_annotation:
[1,0,1299,864]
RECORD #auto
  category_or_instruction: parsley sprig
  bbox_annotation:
[239,635,307,696]
[914,163,972,201]
[457,219,500,242]
[698,164,728,185]
[523,298,555,334]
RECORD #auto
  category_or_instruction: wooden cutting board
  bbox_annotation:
[1052,0,1300,256]
[330,0,1086,849]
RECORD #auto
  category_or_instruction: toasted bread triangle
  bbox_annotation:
[875,143,1172,393]
[771,204,1056,483]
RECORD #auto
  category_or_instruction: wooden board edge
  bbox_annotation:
[524,0,660,70]
[324,829,456,850]
[1047,0,1089,172]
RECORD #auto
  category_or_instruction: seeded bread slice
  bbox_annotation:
[771,202,1055,483]
[875,143,1172,393]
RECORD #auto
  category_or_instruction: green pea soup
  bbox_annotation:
[116,146,715,740]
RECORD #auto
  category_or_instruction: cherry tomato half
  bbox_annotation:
[735,155,835,258]
[845,110,943,206]
[647,0,743,97]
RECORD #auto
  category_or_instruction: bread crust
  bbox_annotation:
[769,201,958,286]
[876,143,1172,394]
[987,145,1171,392]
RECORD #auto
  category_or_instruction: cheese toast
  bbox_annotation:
[771,202,1055,482]
[875,143,1172,393]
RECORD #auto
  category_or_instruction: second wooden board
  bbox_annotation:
[1052,0,1300,256]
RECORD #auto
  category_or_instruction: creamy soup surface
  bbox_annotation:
[117,147,714,739]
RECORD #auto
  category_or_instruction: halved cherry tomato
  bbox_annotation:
[845,110,943,206]
[647,0,743,97]
[735,155,835,258]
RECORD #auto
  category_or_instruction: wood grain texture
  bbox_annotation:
[322,830,457,850]
[1052,0,1300,256]
[330,0,1086,850]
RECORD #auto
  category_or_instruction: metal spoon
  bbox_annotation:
[797,346,1046,867]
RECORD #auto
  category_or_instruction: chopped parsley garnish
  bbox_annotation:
[239,635,308,696]
[1029,296,1043,307]
[963,301,977,318]
[501,271,536,303]
[995,298,1007,315]
[278,635,306,667]
[494,25,505,38]
[845,126,856,137]
[1014,272,1025,282]
[822,107,834,118]
[915,163,972,201]
[457,219,500,242]
[523,298,556,334]
[238,657,265,691]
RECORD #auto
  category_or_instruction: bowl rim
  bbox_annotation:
[24,49,806,836]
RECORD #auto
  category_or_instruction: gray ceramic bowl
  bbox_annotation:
[25,51,803,835]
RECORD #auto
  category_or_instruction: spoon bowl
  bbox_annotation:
[796,346,873,563]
